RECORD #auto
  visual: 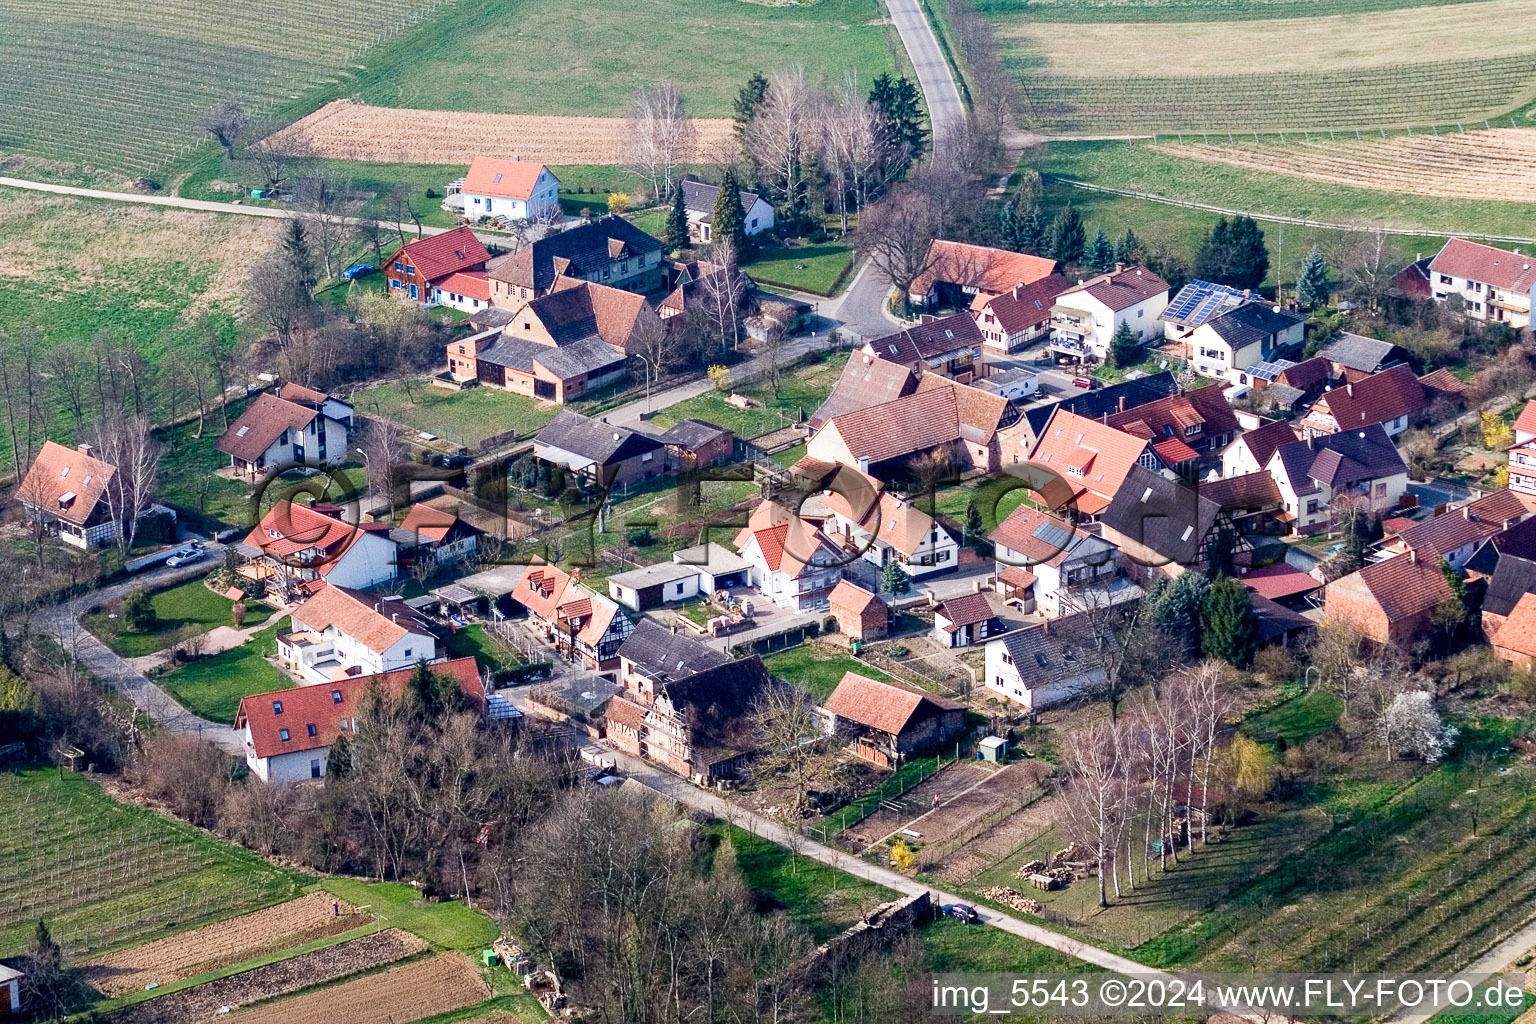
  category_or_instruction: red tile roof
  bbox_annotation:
[1418,367,1469,401]
[1429,238,1536,293]
[1274,357,1333,393]
[1059,265,1168,312]
[1236,419,1300,470]
[242,501,377,577]
[515,563,624,648]
[277,382,328,405]
[390,225,490,284]
[913,240,1058,298]
[17,440,116,527]
[1493,592,1536,657]
[437,270,490,302]
[290,584,433,654]
[935,592,994,628]
[1029,409,1150,506]
[1305,364,1427,432]
[822,672,964,736]
[829,580,887,628]
[1517,401,1536,438]
[400,503,460,544]
[234,657,481,758]
[1392,489,1533,557]
[463,157,549,201]
[1152,438,1200,466]
[1105,384,1239,449]
[1339,551,1454,621]
[1238,563,1320,601]
[821,386,961,463]
[989,504,1092,568]
[972,274,1073,334]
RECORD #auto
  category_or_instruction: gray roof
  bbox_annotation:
[673,542,751,574]
[1023,371,1179,437]
[476,335,626,380]
[618,618,730,682]
[470,306,516,330]
[1100,464,1224,566]
[1205,302,1305,350]
[1318,332,1402,373]
[608,561,703,590]
[808,353,917,431]
[869,312,983,366]
[534,411,664,466]
[456,564,531,597]
[1269,423,1406,496]
[994,618,1105,693]
[680,178,764,220]
[659,418,731,450]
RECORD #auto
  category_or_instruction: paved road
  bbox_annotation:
[36,551,246,754]
[884,0,966,145]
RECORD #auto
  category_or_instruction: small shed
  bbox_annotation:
[978,736,1008,764]
[0,963,20,1015]
[672,542,751,592]
[607,562,702,611]
[828,579,888,641]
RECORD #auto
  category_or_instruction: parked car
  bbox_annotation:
[1071,376,1094,389]
[941,903,979,924]
[165,545,204,568]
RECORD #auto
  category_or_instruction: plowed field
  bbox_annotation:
[219,952,491,1024]
[266,99,735,165]
[82,892,364,995]
[107,929,426,1024]
[1153,128,1536,202]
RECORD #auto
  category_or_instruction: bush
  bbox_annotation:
[425,187,440,199]
[708,364,732,393]
[122,587,156,633]
[626,526,654,547]
[232,601,247,628]
[607,192,632,214]
[888,644,910,658]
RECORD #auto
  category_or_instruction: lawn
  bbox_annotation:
[559,475,761,574]
[743,240,854,297]
[350,379,560,448]
[154,401,264,529]
[442,623,521,672]
[934,475,1034,532]
[0,190,261,474]
[84,578,272,657]
[160,617,294,723]
[764,645,894,702]
[332,0,896,119]
[1044,140,1536,243]
[651,352,849,441]
[320,878,498,951]
[1243,688,1344,747]
[976,0,1487,20]
[0,770,305,959]
[711,825,894,942]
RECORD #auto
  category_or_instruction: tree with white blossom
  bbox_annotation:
[1378,690,1457,764]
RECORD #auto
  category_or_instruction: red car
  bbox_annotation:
[1071,376,1094,389]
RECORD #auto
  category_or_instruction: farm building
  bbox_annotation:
[0,963,19,1014]
[235,657,483,782]
[384,225,491,311]
[533,411,667,489]
[910,240,1058,310]
[931,592,999,648]
[488,216,665,304]
[1324,549,1454,647]
[658,419,734,467]
[458,156,560,224]
[828,580,888,642]
[819,672,966,767]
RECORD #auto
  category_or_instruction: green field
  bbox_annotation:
[651,352,849,441]
[161,617,294,723]
[764,646,894,702]
[744,240,855,296]
[350,379,561,449]
[984,0,1536,133]
[0,770,304,959]
[0,0,452,174]
[84,578,272,657]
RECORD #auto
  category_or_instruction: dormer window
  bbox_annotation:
[279,728,290,742]
[59,466,68,478]
[332,690,343,703]
[272,700,283,714]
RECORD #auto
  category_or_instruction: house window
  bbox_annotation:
[642,452,654,462]
[307,723,318,737]
[311,759,322,778]
[1376,482,1387,495]
[1439,274,1452,284]
[409,284,419,299]
[403,649,412,657]
[394,261,404,273]
[272,700,283,714]
[937,549,951,563]
[279,728,290,742]
[405,265,416,275]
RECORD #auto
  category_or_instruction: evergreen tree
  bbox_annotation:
[407,658,462,722]
[1201,577,1258,668]
[964,497,985,544]
[1204,524,1239,581]
[281,218,316,294]
[1194,217,1233,284]
[1109,320,1140,369]
[997,201,1023,252]
[1114,228,1141,266]
[711,168,748,254]
[881,559,912,597]
[27,918,66,1018]
[1295,244,1330,309]
[1047,204,1086,265]
[1146,572,1209,661]
[1087,229,1115,273]
[1019,204,1047,254]
[869,74,928,168]
[1196,215,1269,290]
[733,72,769,163]
[665,183,689,252]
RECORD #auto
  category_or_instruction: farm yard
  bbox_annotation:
[0,0,459,174]
[988,0,1536,133]
[264,100,736,166]
[0,770,304,960]
[218,951,491,1024]
[1153,128,1536,203]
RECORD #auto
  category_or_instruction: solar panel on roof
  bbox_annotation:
[1031,521,1073,551]
[1161,280,1244,326]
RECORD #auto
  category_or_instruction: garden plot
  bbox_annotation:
[106,929,426,1024]
[841,761,1037,856]
[82,892,365,995]
[265,100,734,165]
[220,952,491,1024]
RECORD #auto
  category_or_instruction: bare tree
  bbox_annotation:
[1059,718,1126,908]
[750,682,847,818]
[820,77,882,234]
[746,67,812,216]
[44,341,91,435]
[1186,660,1234,845]
[623,81,697,200]
[201,97,249,158]
[855,186,939,317]
[91,417,159,557]
[0,330,44,481]
[245,136,291,193]
[383,186,419,245]
[361,417,409,516]
[698,240,746,355]
[296,171,361,281]
[628,310,671,410]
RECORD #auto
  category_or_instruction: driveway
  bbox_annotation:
[35,550,245,754]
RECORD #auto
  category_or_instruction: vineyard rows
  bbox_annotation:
[1154,128,1536,202]
[0,0,461,174]
[1015,53,1536,133]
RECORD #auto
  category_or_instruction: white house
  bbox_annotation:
[681,178,774,242]
[1186,302,1306,385]
[235,657,481,782]
[989,504,1118,619]
[239,500,399,592]
[217,384,354,481]
[1264,424,1409,536]
[1048,265,1169,364]
[819,476,959,581]
[606,561,703,611]
[732,502,843,611]
[1428,237,1536,329]
[16,440,123,550]
[984,622,1106,711]
[0,963,21,1015]
[1219,419,1299,478]
[460,157,561,223]
[277,584,439,685]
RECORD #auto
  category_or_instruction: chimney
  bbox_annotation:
[1118,396,1127,413]
[1114,263,1124,274]
[76,443,93,456]
[1345,383,1354,397]
[1410,547,1419,564]
[1041,619,1050,636]
[1243,289,1251,299]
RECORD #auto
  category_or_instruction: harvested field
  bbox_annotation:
[266,99,735,166]
[1153,129,1536,203]
[841,761,1046,857]
[220,952,491,1024]
[82,892,365,995]
[106,929,427,1024]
